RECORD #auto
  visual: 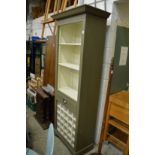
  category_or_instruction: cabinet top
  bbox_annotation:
[52,4,110,20]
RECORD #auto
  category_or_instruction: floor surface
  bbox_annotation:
[26,106,123,155]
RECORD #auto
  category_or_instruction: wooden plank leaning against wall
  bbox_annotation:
[43,36,56,87]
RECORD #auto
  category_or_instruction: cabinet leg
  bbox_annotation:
[97,123,109,154]
[124,137,129,155]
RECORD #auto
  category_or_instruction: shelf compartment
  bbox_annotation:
[109,118,129,134]
[59,22,83,44]
[58,63,79,71]
[107,133,126,151]
[59,87,78,102]
[108,126,128,144]
[58,45,81,66]
[58,66,79,101]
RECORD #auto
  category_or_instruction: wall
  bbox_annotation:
[95,0,129,143]
[26,0,114,39]
[26,0,45,40]
[26,0,129,144]
[26,12,55,40]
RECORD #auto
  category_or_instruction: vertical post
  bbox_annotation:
[90,58,114,155]
[63,0,68,11]
[73,0,78,7]
[60,0,65,11]
[124,137,129,155]
[41,0,51,38]
[54,0,58,14]
[56,0,61,13]
[99,61,114,154]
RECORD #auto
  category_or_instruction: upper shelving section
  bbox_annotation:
[58,21,83,72]
[54,5,110,103]
[57,21,83,101]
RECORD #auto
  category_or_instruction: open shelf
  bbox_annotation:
[109,118,129,134]
[107,134,126,151]
[59,87,78,101]
[58,66,79,101]
[59,22,83,44]
[108,125,128,145]
[59,43,81,46]
[58,44,81,66]
[59,63,79,71]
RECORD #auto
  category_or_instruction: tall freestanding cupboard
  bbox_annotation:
[52,5,110,155]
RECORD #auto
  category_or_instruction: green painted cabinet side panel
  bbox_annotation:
[76,14,107,151]
[111,26,129,94]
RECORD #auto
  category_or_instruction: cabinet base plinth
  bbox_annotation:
[55,129,94,155]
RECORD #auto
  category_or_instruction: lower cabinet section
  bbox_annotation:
[55,94,95,155]
[56,101,76,148]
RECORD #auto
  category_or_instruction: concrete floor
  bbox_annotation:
[26,106,123,155]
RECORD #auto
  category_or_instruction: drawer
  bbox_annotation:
[55,92,77,114]
[109,102,129,125]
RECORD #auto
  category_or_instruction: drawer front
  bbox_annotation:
[110,102,129,125]
[55,91,77,114]
[55,97,77,148]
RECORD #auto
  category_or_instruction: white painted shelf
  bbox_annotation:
[59,63,79,71]
[59,87,78,101]
[59,43,81,46]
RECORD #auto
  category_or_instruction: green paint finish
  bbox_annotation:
[52,5,110,20]
[53,5,110,155]
[76,14,107,152]
[111,26,129,94]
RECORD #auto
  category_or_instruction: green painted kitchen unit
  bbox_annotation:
[52,5,110,155]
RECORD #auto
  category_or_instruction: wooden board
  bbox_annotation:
[110,91,129,106]
[109,118,128,134]
[35,57,41,76]
[110,102,129,125]
[107,134,126,150]
[43,36,56,87]
[109,90,129,125]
